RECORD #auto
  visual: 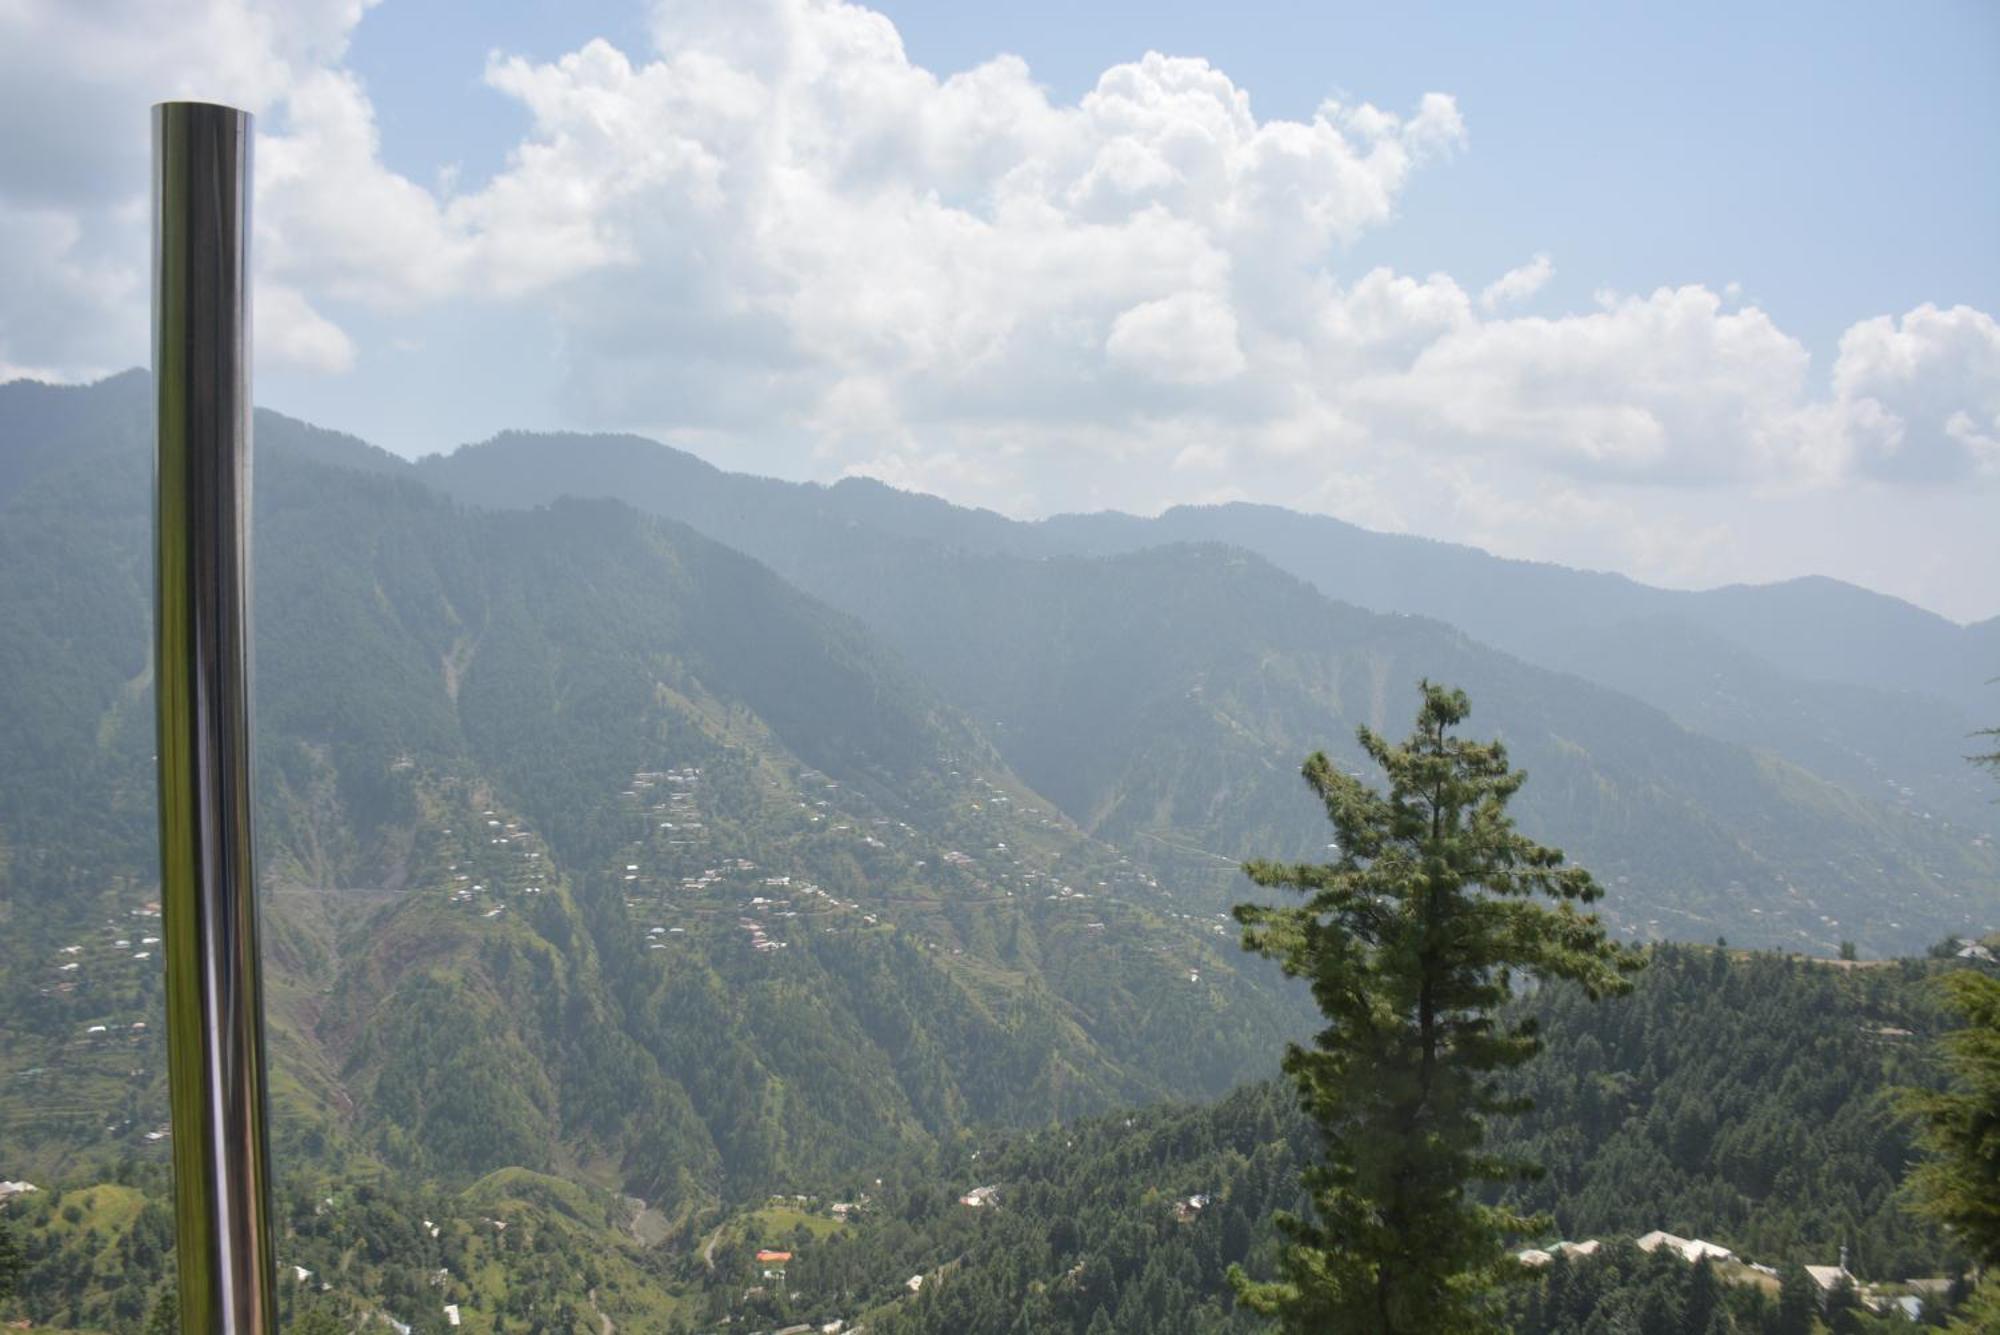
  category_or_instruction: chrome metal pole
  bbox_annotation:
[153,100,277,1334]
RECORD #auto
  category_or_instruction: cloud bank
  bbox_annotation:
[1,0,1995,616]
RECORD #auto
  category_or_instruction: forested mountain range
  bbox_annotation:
[414,426,2000,955]
[2,372,1996,1332]
[417,428,2000,845]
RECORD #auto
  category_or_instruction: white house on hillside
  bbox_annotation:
[1636,1230,1735,1264]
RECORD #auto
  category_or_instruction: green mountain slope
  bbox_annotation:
[13,945,1981,1333]
[1057,502,2000,835]
[798,542,2000,953]
[415,430,1999,954]
[2,1163,699,1334]
[0,377,1303,1219]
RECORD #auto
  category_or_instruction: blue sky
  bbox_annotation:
[3,0,1997,618]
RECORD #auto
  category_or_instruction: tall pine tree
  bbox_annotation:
[0,1214,20,1303]
[1898,712,2000,1332]
[1901,966,2000,1270]
[1230,682,1639,1334]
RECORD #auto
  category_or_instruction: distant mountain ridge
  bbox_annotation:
[419,439,2000,791]
[408,423,2000,952]
[411,425,2000,838]
[414,422,1991,702]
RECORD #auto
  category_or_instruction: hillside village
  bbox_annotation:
[598,757,1237,996]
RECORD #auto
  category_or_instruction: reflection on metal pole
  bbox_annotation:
[153,100,277,1334]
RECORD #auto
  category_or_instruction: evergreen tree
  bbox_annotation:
[1970,722,1997,778]
[1899,966,2000,1265]
[1685,1256,1721,1333]
[1823,1273,1860,1329]
[0,1215,21,1301]
[144,1288,178,1334]
[1228,682,1640,1334]
[1944,1274,2000,1334]
[1920,718,2000,1335]
[1903,707,2000,1280]
[1773,1265,1816,1335]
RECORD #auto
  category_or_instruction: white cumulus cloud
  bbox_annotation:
[0,0,381,373]
[1831,304,2000,482]
[1107,291,1246,384]
[1348,284,1819,483]
[1479,253,1552,311]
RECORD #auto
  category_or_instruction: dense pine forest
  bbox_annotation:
[727,946,1981,1334]
[3,944,1991,1331]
